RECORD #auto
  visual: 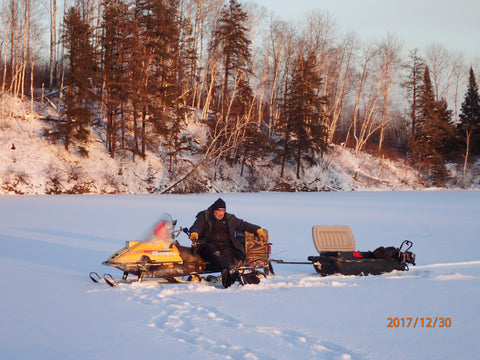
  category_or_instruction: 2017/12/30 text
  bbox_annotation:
[387,317,452,328]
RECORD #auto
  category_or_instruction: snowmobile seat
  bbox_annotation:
[312,225,355,253]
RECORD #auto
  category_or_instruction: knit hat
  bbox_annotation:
[211,198,226,211]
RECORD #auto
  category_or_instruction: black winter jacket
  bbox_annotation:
[189,207,260,259]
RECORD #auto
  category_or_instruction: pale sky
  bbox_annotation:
[255,0,480,64]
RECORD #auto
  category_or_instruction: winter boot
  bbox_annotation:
[238,271,261,285]
[221,268,233,288]
[242,271,261,285]
[230,268,241,284]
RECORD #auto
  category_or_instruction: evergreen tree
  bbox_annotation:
[402,49,425,165]
[459,67,480,158]
[178,15,199,106]
[136,0,181,110]
[283,51,328,179]
[416,66,455,185]
[210,0,251,121]
[134,0,186,162]
[101,0,132,158]
[54,6,97,155]
[229,74,269,172]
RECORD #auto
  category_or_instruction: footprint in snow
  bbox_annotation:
[146,296,364,360]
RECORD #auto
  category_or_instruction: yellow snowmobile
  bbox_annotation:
[90,213,273,287]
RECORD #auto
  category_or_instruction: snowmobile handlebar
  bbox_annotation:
[180,227,202,246]
[399,240,413,252]
[171,227,187,240]
[171,226,197,245]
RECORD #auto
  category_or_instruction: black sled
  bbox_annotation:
[307,226,416,276]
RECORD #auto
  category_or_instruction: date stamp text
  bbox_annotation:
[387,317,452,328]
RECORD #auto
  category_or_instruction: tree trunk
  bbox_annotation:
[49,0,57,88]
[463,128,472,185]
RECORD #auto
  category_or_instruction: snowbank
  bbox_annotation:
[1,97,429,194]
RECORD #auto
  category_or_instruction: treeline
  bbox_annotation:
[1,0,480,186]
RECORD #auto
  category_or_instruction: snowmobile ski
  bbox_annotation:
[89,272,101,283]
[88,272,119,287]
[103,273,118,287]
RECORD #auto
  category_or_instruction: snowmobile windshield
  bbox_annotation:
[136,213,174,246]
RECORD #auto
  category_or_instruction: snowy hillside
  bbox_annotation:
[0,96,436,195]
[1,192,479,359]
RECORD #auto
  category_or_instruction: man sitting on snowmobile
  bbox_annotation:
[189,198,266,288]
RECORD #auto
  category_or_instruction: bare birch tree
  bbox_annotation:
[1,0,10,129]
[49,0,57,88]
[185,0,224,111]
[324,32,357,143]
[425,43,450,101]
[448,52,466,124]
[347,43,383,156]
[376,34,403,152]
[264,17,295,137]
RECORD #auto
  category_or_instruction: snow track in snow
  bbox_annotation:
[126,287,364,360]
[416,260,480,268]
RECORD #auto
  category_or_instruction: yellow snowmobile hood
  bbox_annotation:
[106,239,184,264]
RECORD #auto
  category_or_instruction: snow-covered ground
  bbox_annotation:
[1,191,479,359]
[1,95,433,195]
